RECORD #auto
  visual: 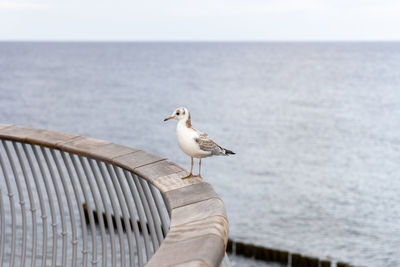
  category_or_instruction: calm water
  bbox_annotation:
[0,42,399,266]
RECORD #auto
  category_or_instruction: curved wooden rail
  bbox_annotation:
[0,124,229,267]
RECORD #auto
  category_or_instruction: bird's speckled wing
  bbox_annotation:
[195,135,224,155]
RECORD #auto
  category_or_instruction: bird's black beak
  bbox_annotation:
[164,116,175,122]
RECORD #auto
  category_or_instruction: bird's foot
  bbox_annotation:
[181,173,194,180]
[193,174,202,178]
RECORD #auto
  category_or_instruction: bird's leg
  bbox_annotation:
[196,159,202,178]
[190,157,194,176]
[182,157,194,180]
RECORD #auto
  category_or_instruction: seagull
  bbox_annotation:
[164,107,235,179]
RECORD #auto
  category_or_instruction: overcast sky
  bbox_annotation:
[1,0,400,41]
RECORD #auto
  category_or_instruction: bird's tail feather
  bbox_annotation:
[224,148,235,155]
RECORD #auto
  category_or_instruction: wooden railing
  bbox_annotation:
[0,124,229,267]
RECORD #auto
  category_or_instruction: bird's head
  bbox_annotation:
[164,107,189,122]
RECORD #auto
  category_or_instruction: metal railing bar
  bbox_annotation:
[87,159,116,267]
[132,174,160,251]
[70,154,97,267]
[139,180,164,244]
[161,193,171,217]
[79,156,107,267]
[51,149,78,267]
[0,189,5,266]
[114,166,144,267]
[12,142,37,267]
[96,161,125,267]
[149,184,169,238]
[106,164,135,267]
[32,145,57,267]
[22,144,48,267]
[61,151,89,267]
[0,145,16,267]
[123,170,151,263]
[2,140,27,267]
[41,147,68,266]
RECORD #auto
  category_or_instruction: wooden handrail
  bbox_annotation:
[0,124,228,267]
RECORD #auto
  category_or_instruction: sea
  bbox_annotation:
[0,42,399,267]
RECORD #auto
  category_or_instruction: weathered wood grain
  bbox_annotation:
[91,143,140,161]
[134,159,187,182]
[59,136,111,154]
[0,125,42,142]
[170,197,227,227]
[173,260,209,267]
[165,182,219,209]
[113,150,166,170]
[26,129,79,148]
[0,124,12,130]
[145,235,225,267]
[167,215,228,244]
[153,171,203,193]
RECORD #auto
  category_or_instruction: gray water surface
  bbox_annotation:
[0,42,399,266]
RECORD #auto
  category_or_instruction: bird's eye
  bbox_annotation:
[176,112,180,115]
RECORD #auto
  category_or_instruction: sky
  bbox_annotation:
[1,0,400,41]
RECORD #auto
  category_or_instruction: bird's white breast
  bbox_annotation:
[176,121,210,158]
